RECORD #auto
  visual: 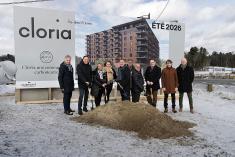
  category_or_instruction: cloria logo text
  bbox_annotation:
[19,17,71,39]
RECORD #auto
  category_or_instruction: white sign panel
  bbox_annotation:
[169,22,185,66]
[151,21,185,66]
[14,6,75,88]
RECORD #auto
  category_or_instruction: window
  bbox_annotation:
[124,37,127,40]
[130,36,133,40]
[130,53,132,57]
[124,48,127,52]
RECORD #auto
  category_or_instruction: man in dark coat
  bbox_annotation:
[128,59,135,100]
[58,55,75,115]
[176,58,195,113]
[76,56,92,115]
[116,59,131,101]
[91,63,107,107]
[131,64,144,103]
[144,59,161,107]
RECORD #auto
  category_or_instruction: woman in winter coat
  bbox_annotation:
[91,63,107,107]
[131,64,144,103]
[161,59,178,113]
[103,61,117,103]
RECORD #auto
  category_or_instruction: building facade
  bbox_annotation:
[86,18,159,66]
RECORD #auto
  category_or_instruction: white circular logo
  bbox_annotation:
[40,51,53,63]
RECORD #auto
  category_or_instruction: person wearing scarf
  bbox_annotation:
[58,55,75,115]
[104,61,117,103]
[91,63,107,106]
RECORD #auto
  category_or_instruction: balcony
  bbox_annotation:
[103,35,108,39]
[114,47,121,50]
[137,43,148,47]
[136,30,147,34]
[114,34,120,38]
[113,29,119,33]
[136,55,147,58]
[137,58,148,63]
[137,50,148,53]
[136,24,146,28]
[137,36,147,40]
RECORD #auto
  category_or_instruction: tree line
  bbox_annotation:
[185,47,235,70]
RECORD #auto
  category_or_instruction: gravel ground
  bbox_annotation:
[0,83,235,157]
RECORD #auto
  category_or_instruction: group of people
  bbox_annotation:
[58,55,194,116]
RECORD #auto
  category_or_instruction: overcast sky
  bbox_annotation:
[0,0,235,57]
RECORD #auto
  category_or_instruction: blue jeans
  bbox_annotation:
[78,87,89,111]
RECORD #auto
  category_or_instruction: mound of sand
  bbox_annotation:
[71,101,196,139]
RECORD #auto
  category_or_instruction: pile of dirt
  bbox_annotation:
[71,101,196,139]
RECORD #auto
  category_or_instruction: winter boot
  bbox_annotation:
[164,108,168,113]
[69,108,75,112]
[190,108,194,114]
[64,111,73,115]
[83,107,88,112]
[78,110,83,115]
[172,108,177,113]
[190,103,194,114]
[151,103,156,107]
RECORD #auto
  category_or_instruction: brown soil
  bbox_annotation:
[71,101,196,139]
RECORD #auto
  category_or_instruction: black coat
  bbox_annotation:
[116,64,131,90]
[91,69,107,97]
[58,62,74,93]
[132,69,144,93]
[176,65,194,93]
[76,61,92,88]
[144,65,161,90]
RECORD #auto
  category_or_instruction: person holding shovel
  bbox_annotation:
[131,64,144,103]
[144,59,161,107]
[91,63,107,107]
[161,59,178,113]
[103,61,117,103]
[116,59,131,101]
[76,56,92,115]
